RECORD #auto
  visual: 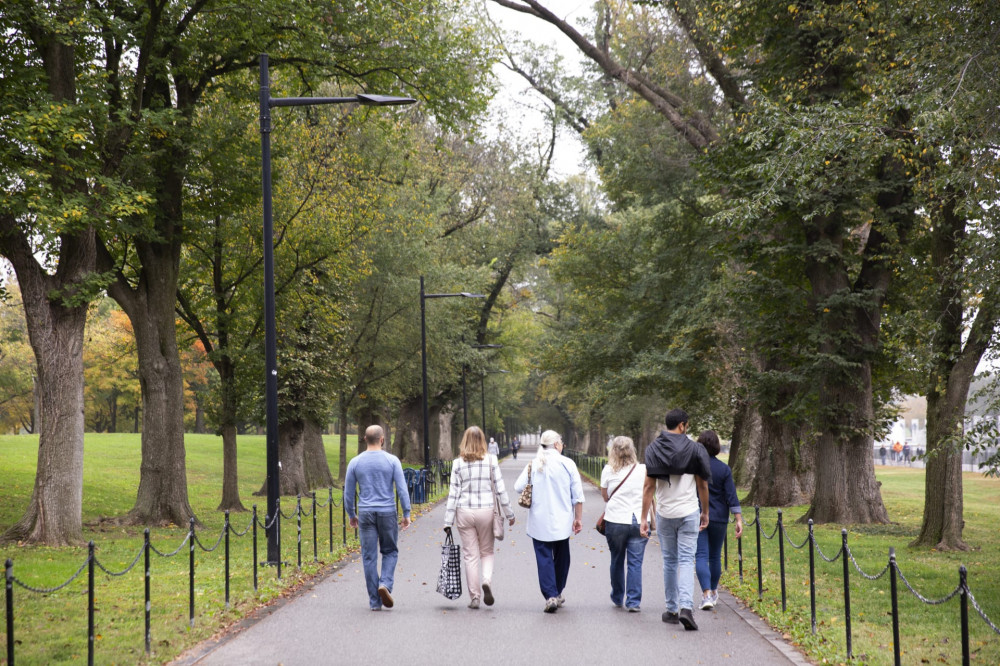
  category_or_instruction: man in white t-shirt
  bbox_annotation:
[640,408,711,631]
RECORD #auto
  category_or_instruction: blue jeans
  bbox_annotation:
[358,510,399,609]
[696,520,728,592]
[532,538,571,599]
[657,510,700,613]
[605,516,647,609]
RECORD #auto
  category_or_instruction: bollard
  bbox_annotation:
[842,530,852,660]
[808,520,816,634]
[296,497,302,569]
[328,488,334,553]
[738,529,744,583]
[252,505,259,592]
[778,510,786,612]
[144,530,151,655]
[960,566,969,666]
[276,498,282,580]
[755,505,763,601]
[342,499,347,546]
[189,518,196,628]
[88,542,95,666]
[7,558,15,666]
[312,493,318,563]
[224,511,231,610]
[889,548,900,666]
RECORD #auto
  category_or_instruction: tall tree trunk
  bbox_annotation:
[340,399,352,482]
[255,419,310,497]
[217,423,246,512]
[729,399,762,488]
[393,396,423,464]
[303,417,334,490]
[437,407,455,461]
[744,410,813,507]
[0,234,92,545]
[913,194,996,550]
[356,404,386,455]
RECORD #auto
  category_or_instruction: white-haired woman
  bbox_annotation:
[513,429,585,613]
[443,426,516,609]
[600,436,648,612]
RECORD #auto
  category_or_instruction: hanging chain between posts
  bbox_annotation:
[893,562,963,605]
[194,528,226,553]
[760,523,779,540]
[257,512,279,530]
[811,534,843,562]
[94,544,146,577]
[11,556,90,593]
[845,545,890,580]
[967,586,1000,635]
[278,505,296,520]
[228,515,254,537]
[784,528,810,549]
[149,531,191,558]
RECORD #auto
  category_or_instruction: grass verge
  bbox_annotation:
[0,433,443,665]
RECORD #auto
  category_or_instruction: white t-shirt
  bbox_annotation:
[655,474,699,519]
[600,463,646,524]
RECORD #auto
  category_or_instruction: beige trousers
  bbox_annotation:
[455,507,495,601]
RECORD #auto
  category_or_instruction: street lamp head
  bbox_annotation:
[356,93,417,106]
[459,292,487,298]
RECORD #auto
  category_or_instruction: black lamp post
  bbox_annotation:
[482,369,510,437]
[420,277,485,471]
[259,53,414,564]
[464,344,502,432]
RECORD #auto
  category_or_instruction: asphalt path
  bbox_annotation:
[179,448,806,666]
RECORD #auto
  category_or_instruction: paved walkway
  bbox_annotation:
[180,449,806,665]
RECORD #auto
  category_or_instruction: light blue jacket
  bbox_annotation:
[344,450,411,519]
[514,450,584,541]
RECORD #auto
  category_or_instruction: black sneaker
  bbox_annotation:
[679,608,698,631]
[662,611,679,624]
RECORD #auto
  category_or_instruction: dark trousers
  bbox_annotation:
[532,537,571,599]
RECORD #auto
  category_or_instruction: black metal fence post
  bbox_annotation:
[778,510,786,612]
[144,529,151,655]
[807,519,816,634]
[328,488,334,552]
[87,541,95,666]
[188,518,196,628]
[755,505,763,601]
[224,511,230,610]
[6,558,14,666]
[342,499,347,546]
[252,505,259,592]
[276,498,282,580]
[842,529,852,660]
[889,548,900,666]
[296,498,302,569]
[312,493,318,563]
[959,566,969,666]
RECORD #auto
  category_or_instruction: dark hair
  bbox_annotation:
[665,408,689,430]
[697,430,721,457]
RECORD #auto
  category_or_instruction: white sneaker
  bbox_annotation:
[699,596,715,610]
[544,597,558,613]
[468,597,480,609]
[556,594,565,607]
[711,590,720,605]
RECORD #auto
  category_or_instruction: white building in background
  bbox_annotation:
[878,395,927,452]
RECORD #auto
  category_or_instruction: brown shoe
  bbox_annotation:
[377,585,394,609]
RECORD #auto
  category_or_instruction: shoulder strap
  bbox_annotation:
[608,464,637,500]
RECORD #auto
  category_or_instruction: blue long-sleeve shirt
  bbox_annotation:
[706,457,741,523]
[344,450,411,519]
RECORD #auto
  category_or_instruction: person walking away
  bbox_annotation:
[641,408,711,631]
[902,442,911,466]
[879,444,887,466]
[344,425,411,610]
[512,437,520,460]
[600,436,648,612]
[514,429,585,613]
[694,430,743,610]
[488,437,500,458]
[443,426,516,609]
[892,440,903,464]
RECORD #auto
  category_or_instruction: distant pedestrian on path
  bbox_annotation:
[443,426,516,609]
[694,430,742,611]
[344,425,411,611]
[641,409,711,631]
[879,445,887,466]
[902,442,911,465]
[488,437,500,458]
[512,436,521,460]
[599,436,648,612]
[514,429,585,613]
[892,440,903,464]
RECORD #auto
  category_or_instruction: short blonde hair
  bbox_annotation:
[608,436,637,472]
[460,426,487,462]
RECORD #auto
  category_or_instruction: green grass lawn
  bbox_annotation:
[575,457,1000,665]
[0,433,442,665]
[721,466,1000,665]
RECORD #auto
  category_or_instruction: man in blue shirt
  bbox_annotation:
[345,425,412,610]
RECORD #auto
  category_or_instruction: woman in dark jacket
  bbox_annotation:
[695,430,743,609]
